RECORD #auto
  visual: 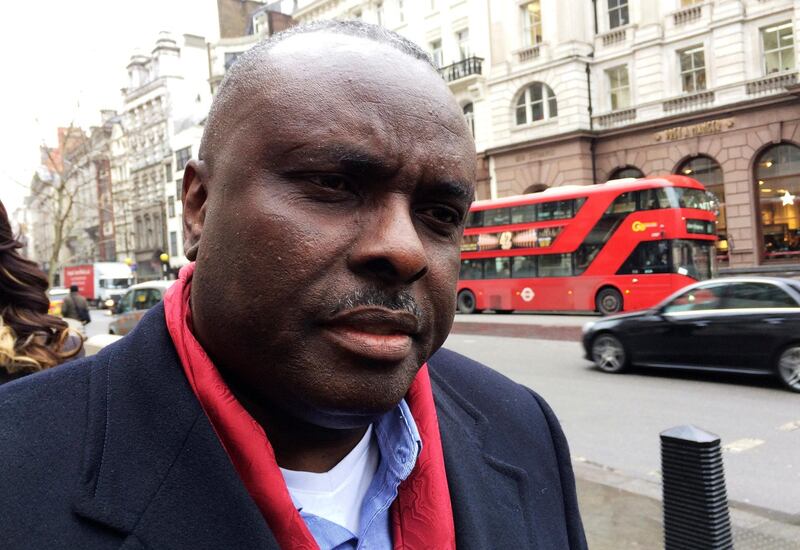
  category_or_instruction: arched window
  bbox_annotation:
[515,82,557,125]
[677,156,727,263]
[463,102,475,137]
[608,166,644,180]
[755,143,800,261]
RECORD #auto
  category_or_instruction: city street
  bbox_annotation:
[86,308,113,338]
[444,317,800,519]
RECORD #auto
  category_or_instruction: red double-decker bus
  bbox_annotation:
[457,175,717,315]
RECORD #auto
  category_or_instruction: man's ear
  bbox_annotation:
[182,160,208,262]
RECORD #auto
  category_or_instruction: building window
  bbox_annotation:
[679,46,706,93]
[463,103,474,137]
[681,0,702,5]
[608,0,629,29]
[515,82,558,125]
[170,231,178,258]
[755,143,800,261]
[398,0,404,23]
[376,2,383,25]
[677,156,726,263]
[175,180,183,202]
[430,39,443,68]
[762,22,795,74]
[608,166,644,180]
[168,196,175,218]
[606,65,631,110]
[456,29,470,60]
[175,146,192,171]
[521,1,543,47]
[164,162,173,183]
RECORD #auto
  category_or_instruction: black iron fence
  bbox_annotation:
[438,56,484,83]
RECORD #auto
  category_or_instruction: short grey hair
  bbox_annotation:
[199,20,438,168]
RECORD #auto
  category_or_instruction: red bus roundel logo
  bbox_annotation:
[521,287,535,302]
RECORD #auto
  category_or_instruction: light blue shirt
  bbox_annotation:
[298,399,421,550]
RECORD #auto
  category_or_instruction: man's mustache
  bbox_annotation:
[330,287,422,318]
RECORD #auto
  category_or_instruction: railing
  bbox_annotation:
[594,108,636,128]
[600,27,627,47]
[516,44,541,63]
[438,56,484,83]
[745,72,797,96]
[673,5,702,26]
[663,90,715,113]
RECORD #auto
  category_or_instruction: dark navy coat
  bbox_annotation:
[0,305,587,549]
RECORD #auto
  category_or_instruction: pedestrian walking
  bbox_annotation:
[60,285,91,325]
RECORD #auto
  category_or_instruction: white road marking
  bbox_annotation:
[722,438,765,453]
[778,420,800,432]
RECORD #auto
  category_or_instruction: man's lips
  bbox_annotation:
[322,308,420,362]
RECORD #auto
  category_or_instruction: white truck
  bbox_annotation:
[63,262,134,308]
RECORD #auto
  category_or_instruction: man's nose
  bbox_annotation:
[347,197,428,285]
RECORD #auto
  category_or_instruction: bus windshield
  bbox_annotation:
[672,239,714,281]
[667,187,717,211]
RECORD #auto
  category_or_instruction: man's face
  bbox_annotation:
[187,32,476,428]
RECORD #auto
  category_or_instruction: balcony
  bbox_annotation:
[594,108,637,129]
[438,56,483,83]
[673,4,702,26]
[663,90,715,114]
[600,27,627,47]
[515,44,541,63]
[745,72,798,96]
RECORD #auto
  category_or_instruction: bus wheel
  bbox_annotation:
[596,288,623,315]
[457,290,477,314]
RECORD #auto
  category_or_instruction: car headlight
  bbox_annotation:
[582,321,595,334]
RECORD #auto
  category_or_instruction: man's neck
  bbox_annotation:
[224,378,369,473]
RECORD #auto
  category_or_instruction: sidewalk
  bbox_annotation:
[451,313,589,341]
[575,461,800,549]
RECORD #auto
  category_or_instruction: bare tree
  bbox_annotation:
[29,124,94,286]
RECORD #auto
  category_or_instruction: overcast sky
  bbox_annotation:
[0,0,220,215]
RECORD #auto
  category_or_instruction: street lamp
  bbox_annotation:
[159,252,170,280]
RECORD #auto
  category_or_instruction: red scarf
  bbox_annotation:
[164,263,455,549]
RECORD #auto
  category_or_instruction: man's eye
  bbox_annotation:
[307,174,353,192]
[418,206,462,227]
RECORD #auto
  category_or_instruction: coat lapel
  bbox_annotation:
[430,371,535,550]
[72,305,279,549]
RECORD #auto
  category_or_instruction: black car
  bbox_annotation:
[582,277,800,392]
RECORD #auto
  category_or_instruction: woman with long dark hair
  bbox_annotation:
[0,199,82,383]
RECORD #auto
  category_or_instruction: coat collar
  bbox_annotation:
[72,304,279,549]
[429,367,533,550]
[72,305,529,549]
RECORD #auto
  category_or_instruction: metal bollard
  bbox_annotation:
[660,425,733,550]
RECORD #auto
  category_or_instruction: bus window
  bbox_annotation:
[510,204,537,224]
[460,259,484,279]
[538,200,574,221]
[672,239,713,280]
[668,188,715,210]
[484,257,511,279]
[574,243,602,275]
[538,254,573,277]
[484,208,511,227]
[512,256,537,278]
[465,210,484,228]
[606,192,637,214]
[637,188,670,210]
[618,241,671,275]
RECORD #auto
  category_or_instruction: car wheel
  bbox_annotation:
[591,333,629,373]
[457,290,477,314]
[596,288,623,315]
[776,344,800,393]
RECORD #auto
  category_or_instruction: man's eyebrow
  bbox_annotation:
[283,143,396,176]
[429,180,475,204]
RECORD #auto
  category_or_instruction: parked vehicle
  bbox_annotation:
[47,287,70,316]
[457,175,718,315]
[63,263,134,308]
[582,277,800,392]
[109,280,175,336]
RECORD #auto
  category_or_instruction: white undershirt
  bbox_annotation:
[279,424,379,535]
